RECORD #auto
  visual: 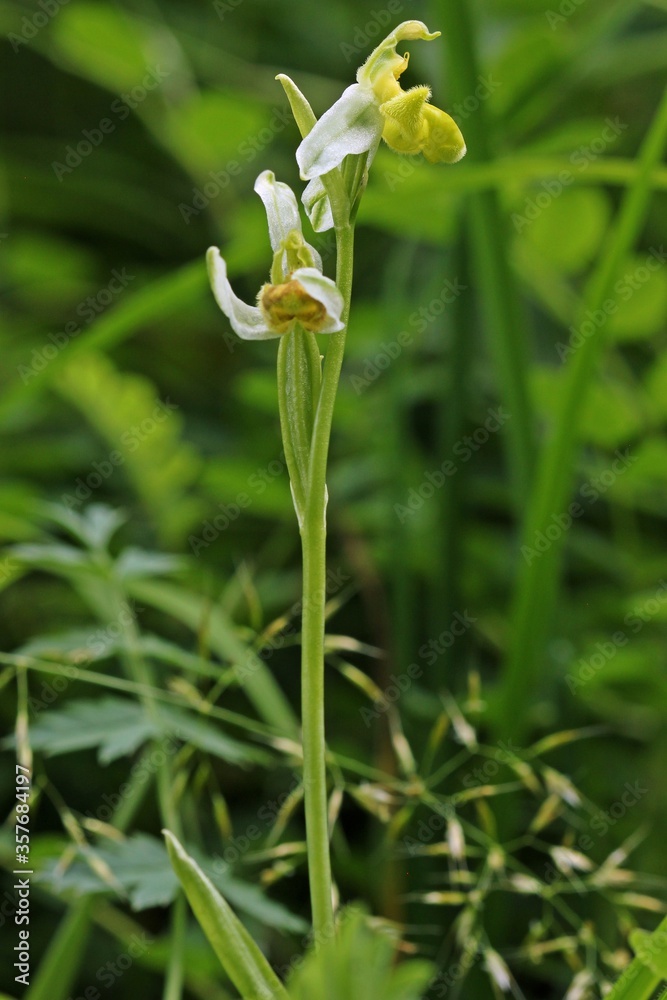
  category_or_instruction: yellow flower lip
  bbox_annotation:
[360,23,466,165]
[381,89,467,164]
[294,21,465,209]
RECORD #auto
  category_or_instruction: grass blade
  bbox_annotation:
[128,578,299,736]
[164,831,290,1000]
[499,86,667,737]
[606,916,667,1000]
[438,0,535,504]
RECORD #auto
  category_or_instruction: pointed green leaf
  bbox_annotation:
[8,696,264,767]
[39,502,127,551]
[275,73,317,138]
[36,833,305,932]
[277,327,322,520]
[164,830,290,1000]
[629,926,667,977]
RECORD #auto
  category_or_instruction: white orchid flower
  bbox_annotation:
[296,20,466,187]
[207,170,345,341]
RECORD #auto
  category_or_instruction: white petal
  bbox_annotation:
[305,241,324,273]
[303,177,334,233]
[253,170,301,254]
[206,247,279,341]
[253,170,323,273]
[292,267,345,333]
[296,84,383,180]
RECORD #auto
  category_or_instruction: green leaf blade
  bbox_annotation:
[164,830,290,1000]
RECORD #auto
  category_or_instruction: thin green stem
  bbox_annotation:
[300,517,334,942]
[298,222,354,943]
[163,893,187,1000]
[307,224,355,509]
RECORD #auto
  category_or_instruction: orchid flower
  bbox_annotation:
[207,170,344,341]
[293,20,466,226]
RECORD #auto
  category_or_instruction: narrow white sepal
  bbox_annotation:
[253,170,323,270]
[206,247,280,341]
[253,170,301,253]
[296,84,384,180]
[303,177,334,232]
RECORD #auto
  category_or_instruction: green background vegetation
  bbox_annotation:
[1,0,666,996]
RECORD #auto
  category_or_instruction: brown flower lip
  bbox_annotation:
[260,279,328,333]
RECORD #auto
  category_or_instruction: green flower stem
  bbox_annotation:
[296,221,354,943]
